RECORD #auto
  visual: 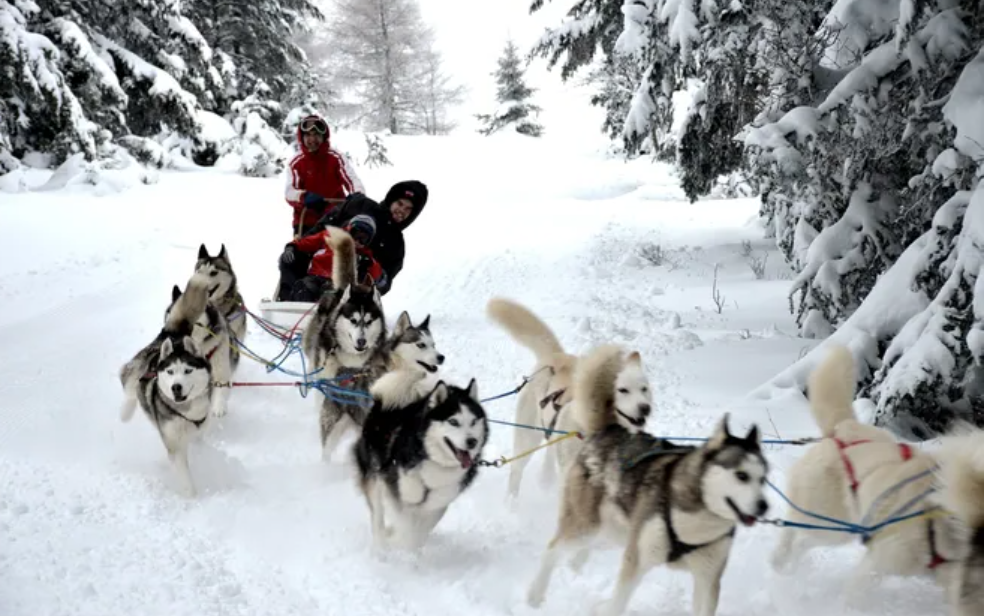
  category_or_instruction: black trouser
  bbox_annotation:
[276,249,311,301]
[291,275,333,302]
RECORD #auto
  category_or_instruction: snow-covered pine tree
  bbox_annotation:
[186,0,321,108]
[475,39,543,137]
[1,0,103,169]
[226,80,289,177]
[326,0,431,134]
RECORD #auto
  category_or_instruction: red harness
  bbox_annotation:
[832,438,913,494]
[835,438,945,569]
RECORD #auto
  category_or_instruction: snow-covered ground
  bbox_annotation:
[0,134,948,615]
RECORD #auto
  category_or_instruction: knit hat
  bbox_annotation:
[346,214,377,244]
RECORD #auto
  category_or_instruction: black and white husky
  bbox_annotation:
[370,311,445,409]
[527,344,769,616]
[353,379,488,550]
[194,243,246,367]
[301,228,388,458]
[119,280,219,497]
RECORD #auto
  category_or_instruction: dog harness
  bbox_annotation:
[539,389,566,437]
[832,438,913,494]
[659,455,736,563]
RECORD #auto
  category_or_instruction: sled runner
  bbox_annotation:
[258,298,316,332]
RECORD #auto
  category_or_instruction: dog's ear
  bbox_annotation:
[627,351,642,365]
[160,337,175,359]
[708,413,732,449]
[419,314,431,331]
[427,381,449,410]
[218,244,228,260]
[371,285,383,310]
[466,378,480,402]
[339,284,352,305]
[394,311,412,336]
[171,284,182,303]
[744,424,761,448]
[182,335,201,357]
[197,244,209,260]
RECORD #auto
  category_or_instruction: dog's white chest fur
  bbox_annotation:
[397,461,465,510]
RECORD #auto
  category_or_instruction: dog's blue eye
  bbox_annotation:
[735,471,750,483]
[448,419,460,427]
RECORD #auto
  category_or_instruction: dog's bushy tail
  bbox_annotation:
[807,345,857,437]
[486,298,565,365]
[326,226,356,290]
[937,425,985,529]
[164,273,210,335]
[572,344,625,437]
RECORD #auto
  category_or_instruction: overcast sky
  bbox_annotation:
[415,0,607,140]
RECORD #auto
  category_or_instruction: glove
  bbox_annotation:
[303,192,326,210]
[374,270,389,290]
[280,245,296,265]
[356,253,372,280]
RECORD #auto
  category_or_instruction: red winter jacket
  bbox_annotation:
[292,229,384,284]
[284,126,365,230]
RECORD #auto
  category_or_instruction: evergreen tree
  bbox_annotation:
[475,39,543,137]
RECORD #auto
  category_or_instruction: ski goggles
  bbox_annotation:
[299,117,328,135]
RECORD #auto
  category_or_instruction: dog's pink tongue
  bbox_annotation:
[455,449,473,469]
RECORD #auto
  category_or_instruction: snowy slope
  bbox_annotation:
[0,134,948,615]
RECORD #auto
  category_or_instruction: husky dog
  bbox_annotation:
[301,227,388,458]
[770,346,967,602]
[935,427,984,616]
[168,276,233,417]
[370,311,445,409]
[120,336,213,497]
[527,344,768,616]
[354,379,488,549]
[194,244,246,366]
[486,298,654,499]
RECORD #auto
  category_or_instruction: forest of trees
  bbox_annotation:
[0,0,465,179]
[531,0,983,437]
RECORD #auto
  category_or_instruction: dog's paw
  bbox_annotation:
[525,585,546,609]
[210,405,227,418]
[119,398,137,422]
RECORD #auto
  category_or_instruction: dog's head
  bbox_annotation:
[612,351,653,433]
[333,284,385,355]
[157,336,212,404]
[195,243,237,300]
[422,379,488,470]
[389,311,444,373]
[701,414,770,527]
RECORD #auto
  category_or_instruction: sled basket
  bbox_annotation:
[257,300,316,332]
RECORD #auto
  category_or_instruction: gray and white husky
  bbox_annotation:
[301,228,388,458]
[119,329,214,497]
[527,344,769,616]
[486,298,654,500]
[370,311,445,409]
[194,243,246,367]
[353,378,488,550]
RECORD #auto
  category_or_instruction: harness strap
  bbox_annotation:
[539,389,566,437]
[834,438,916,495]
[926,519,949,570]
[660,456,736,562]
[833,438,871,494]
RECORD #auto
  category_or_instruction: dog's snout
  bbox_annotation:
[465,437,478,449]
[437,354,445,365]
[756,499,769,516]
[356,337,367,348]
[638,403,651,416]
[171,383,183,395]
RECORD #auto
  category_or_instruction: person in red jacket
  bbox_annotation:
[282,215,386,302]
[283,114,365,236]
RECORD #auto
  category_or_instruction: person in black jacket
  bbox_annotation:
[275,180,428,299]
